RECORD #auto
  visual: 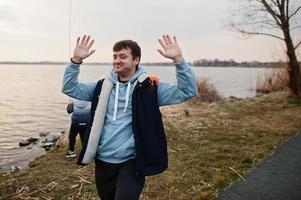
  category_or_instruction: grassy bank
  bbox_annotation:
[1,92,301,200]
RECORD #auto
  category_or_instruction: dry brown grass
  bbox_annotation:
[1,92,301,200]
[256,65,289,95]
[195,78,222,102]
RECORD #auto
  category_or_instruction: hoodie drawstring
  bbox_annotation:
[113,82,119,121]
[113,81,132,121]
[124,82,131,113]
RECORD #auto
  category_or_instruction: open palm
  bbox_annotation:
[73,35,95,61]
[158,35,183,63]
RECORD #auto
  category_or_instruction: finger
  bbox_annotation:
[158,39,167,50]
[87,39,94,49]
[76,37,80,46]
[173,36,178,45]
[157,49,167,57]
[84,35,90,46]
[163,35,169,45]
[166,35,173,44]
[88,50,96,57]
[81,35,86,45]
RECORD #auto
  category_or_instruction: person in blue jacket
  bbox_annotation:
[65,98,91,158]
[62,34,197,200]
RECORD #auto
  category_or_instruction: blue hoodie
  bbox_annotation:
[96,66,145,163]
[71,98,91,124]
[62,60,197,163]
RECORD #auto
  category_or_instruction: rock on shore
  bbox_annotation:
[0,130,68,173]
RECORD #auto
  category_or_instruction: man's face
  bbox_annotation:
[112,48,139,77]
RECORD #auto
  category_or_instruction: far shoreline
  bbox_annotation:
[0,61,288,68]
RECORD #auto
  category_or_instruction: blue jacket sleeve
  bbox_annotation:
[157,60,198,106]
[61,62,96,101]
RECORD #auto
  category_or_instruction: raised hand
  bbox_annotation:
[157,34,183,63]
[72,35,95,63]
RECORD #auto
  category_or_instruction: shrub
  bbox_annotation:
[256,65,289,95]
[195,77,222,102]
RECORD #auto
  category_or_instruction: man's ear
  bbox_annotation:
[134,57,140,65]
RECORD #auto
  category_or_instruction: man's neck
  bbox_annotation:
[118,76,129,83]
[117,67,137,82]
[118,66,138,83]
[118,74,132,82]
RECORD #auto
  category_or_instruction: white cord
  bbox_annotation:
[124,82,131,112]
[113,82,120,121]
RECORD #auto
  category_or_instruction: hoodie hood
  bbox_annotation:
[108,65,146,121]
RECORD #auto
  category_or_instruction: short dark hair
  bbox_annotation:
[113,40,141,62]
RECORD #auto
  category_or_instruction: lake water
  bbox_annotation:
[0,64,274,170]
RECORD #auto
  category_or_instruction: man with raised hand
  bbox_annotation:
[62,34,197,200]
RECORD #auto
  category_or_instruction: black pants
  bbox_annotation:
[95,159,145,200]
[68,122,87,151]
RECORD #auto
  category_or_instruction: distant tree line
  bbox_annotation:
[1,60,298,68]
[190,59,293,68]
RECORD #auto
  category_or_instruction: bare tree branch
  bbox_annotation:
[277,0,286,22]
[261,0,282,26]
[294,40,301,50]
[232,24,285,40]
[280,0,285,14]
[289,6,301,19]
[275,0,281,7]
[242,20,278,28]
[285,0,289,20]
[243,32,284,40]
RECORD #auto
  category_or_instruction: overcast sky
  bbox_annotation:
[0,0,300,62]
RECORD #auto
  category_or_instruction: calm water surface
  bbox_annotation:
[0,64,274,169]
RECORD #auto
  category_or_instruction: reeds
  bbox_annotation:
[256,65,289,95]
[195,77,222,102]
